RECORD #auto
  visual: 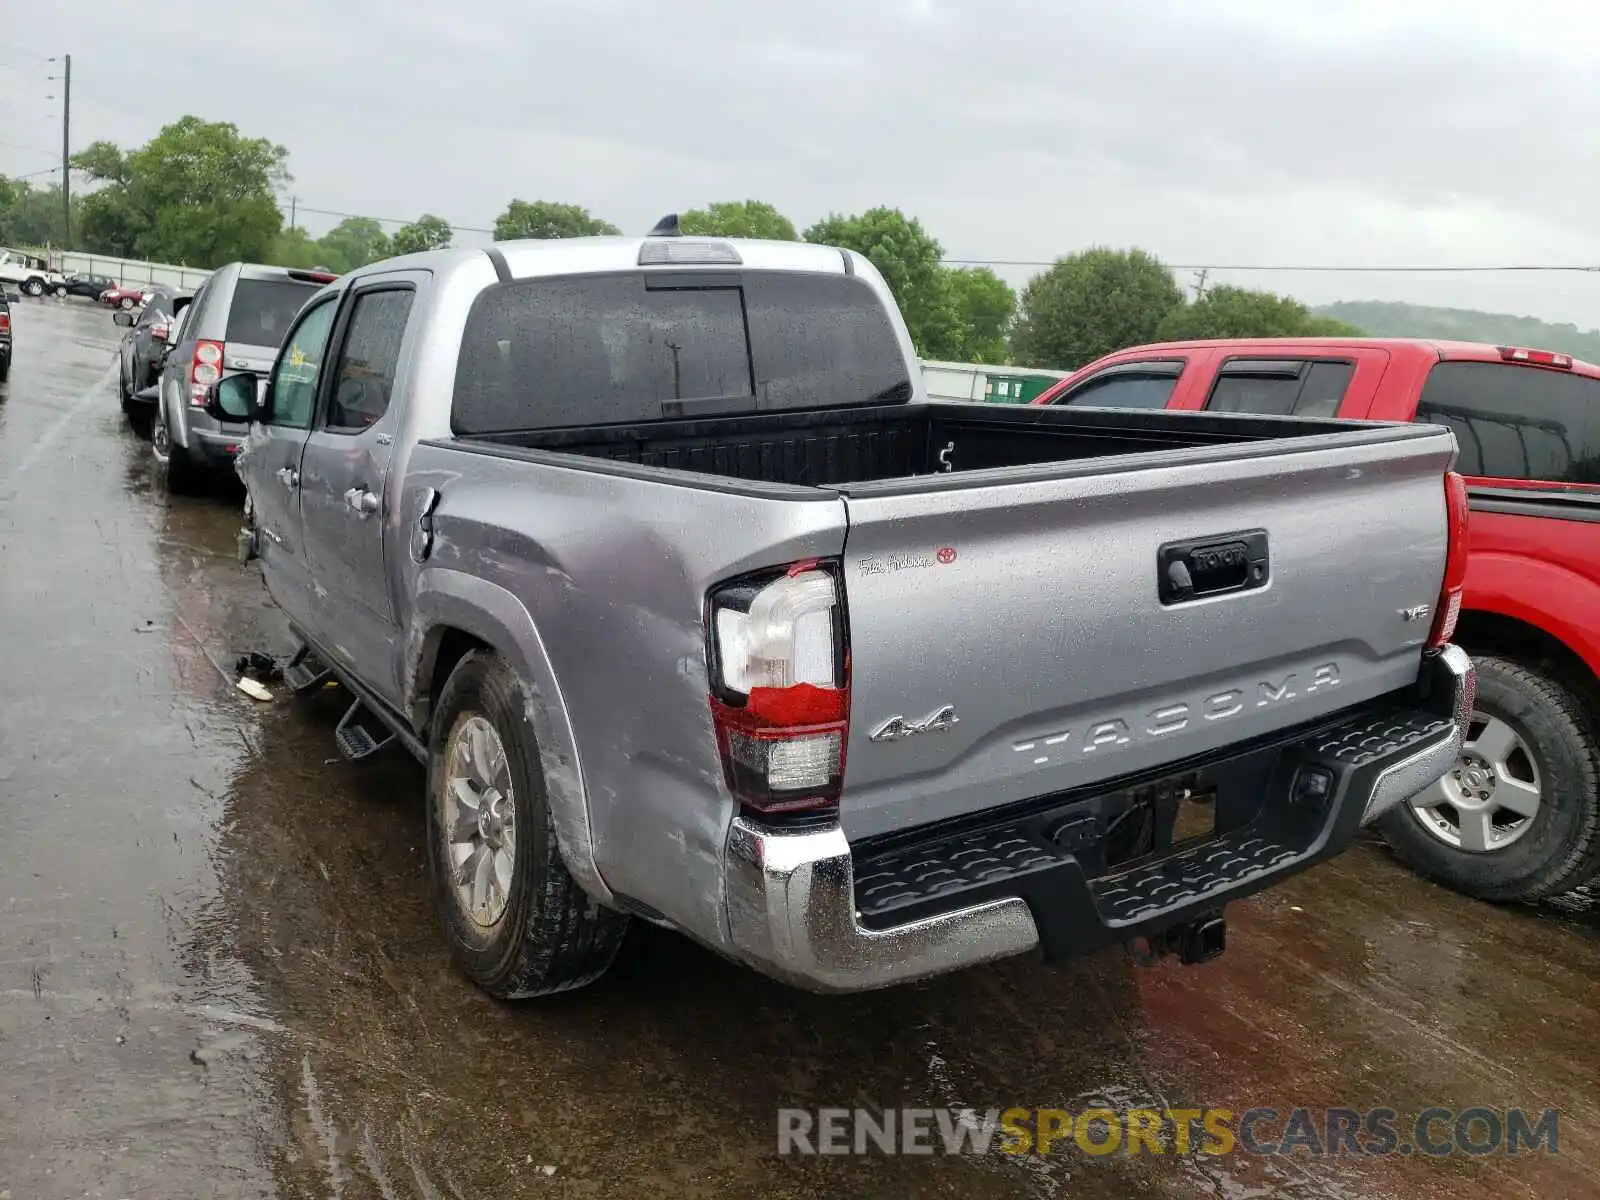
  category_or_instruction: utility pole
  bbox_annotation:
[47,54,72,247]
[60,54,71,247]
[1192,267,1209,302]
[289,195,298,231]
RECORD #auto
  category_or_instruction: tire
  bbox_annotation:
[52,284,67,298]
[119,296,135,310]
[425,651,628,998]
[1378,653,1600,902]
[124,402,153,440]
[0,355,9,383]
[152,400,205,495]
[22,278,44,298]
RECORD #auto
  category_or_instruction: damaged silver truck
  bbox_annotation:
[208,222,1474,998]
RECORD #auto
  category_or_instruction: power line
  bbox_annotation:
[0,138,58,158]
[18,180,1600,277]
[292,204,492,235]
[944,258,1600,273]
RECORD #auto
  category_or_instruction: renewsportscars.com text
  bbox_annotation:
[777,1106,1560,1158]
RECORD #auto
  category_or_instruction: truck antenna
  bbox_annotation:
[647,214,682,238]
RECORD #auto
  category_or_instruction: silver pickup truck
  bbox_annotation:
[207,226,1474,999]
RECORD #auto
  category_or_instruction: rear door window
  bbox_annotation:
[1416,361,1600,483]
[452,270,910,433]
[225,279,321,349]
[1052,362,1184,409]
[1205,358,1355,417]
[323,288,415,433]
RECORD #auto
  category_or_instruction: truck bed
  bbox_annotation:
[456,401,1406,491]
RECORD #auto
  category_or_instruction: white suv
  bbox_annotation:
[0,250,68,298]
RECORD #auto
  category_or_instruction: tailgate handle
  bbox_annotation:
[1158,529,1269,605]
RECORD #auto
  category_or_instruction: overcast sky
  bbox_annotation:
[7,0,1600,326]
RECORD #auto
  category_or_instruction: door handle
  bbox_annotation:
[344,487,380,517]
[276,467,299,490]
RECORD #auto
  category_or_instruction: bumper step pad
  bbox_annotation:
[851,702,1456,961]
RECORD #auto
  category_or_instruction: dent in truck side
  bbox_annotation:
[396,448,849,948]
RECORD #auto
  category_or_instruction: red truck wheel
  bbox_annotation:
[1379,654,1600,902]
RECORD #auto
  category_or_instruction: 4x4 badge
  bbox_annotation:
[870,705,960,743]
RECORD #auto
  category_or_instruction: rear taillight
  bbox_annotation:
[0,313,9,332]
[1427,471,1469,650]
[707,561,849,816]
[190,339,223,406]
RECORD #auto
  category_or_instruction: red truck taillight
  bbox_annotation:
[0,312,9,333]
[1427,471,1469,650]
[707,560,849,816]
[189,339,223,406]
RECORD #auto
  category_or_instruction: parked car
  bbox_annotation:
[63,273,120,301]
[151,263,337,493]
[100,284,155,310]
[202,231,1471,1000]
[114,289,192,438]
[1032,336,1600,903]
[0,290,12,381]
[0,250,67,298]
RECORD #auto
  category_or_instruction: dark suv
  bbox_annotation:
[0,290,12,381]
[115,289,192,438]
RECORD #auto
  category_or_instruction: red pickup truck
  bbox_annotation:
[1033,337,1600,903]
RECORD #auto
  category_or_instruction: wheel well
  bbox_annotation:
[418,627,491,730]
[1454,610,1600,714]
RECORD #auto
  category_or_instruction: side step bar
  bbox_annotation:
[283,644,335,695]
[334,698,397,761]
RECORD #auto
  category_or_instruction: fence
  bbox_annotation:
[53,250,213,292]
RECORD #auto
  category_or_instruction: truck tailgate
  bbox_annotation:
[836,426,1457,840]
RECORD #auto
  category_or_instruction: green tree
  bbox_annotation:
[1010,248,1185,370]
[492,200,619,241]
[0,177,73,247]
[74,189,145,258]
[392,214,454,255]
[803,207,963,358]
[945,266,1016,362]
[317,216,390,270]
[1155,284,1364,341]
[269,226,326,270]
[70,117,288,265]
[680,200,797,241]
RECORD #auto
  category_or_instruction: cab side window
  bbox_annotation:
[1053,361,1185,409]
[1205,359,1355,418]
[269,298,339,429]
[324,288,415,433]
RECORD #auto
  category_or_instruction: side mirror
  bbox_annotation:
[206,372,262,423]
[113,310,134,327]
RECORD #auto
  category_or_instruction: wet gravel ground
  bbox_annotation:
[3,299,1600,1199]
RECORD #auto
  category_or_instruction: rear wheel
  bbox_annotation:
[124,402,153,440]
[425,651,628,998]
[52,284,67,298]
[1378,654,1600,901]
[0,354,9,382]
[152,399,204,494]
[21,278,44,298]
[119,295,135,310]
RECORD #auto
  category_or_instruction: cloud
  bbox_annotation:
[6,0,1600,324]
